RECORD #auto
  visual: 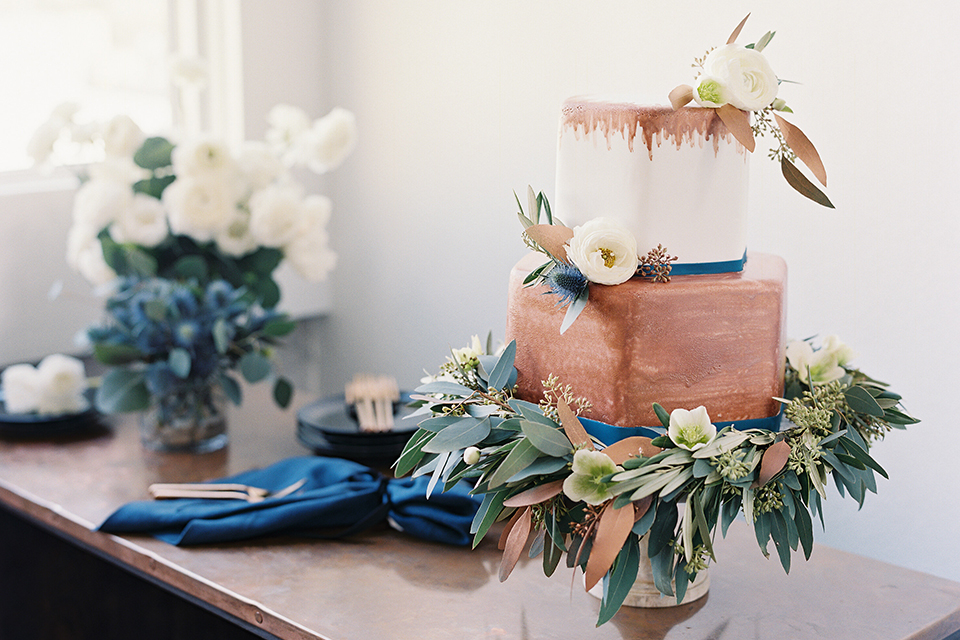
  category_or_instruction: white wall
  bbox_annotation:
[311,0,960,583]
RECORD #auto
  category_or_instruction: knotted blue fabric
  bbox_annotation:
[97,456,480,546]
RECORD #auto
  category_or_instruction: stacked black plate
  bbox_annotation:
[0,388,100,438]
[296,393,419,465]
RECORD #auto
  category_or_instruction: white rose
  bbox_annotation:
[66,223,116,285]
[163,174,238,243]
[1,364,42,414]
[215,210,258,257]
[101,114,145,158]
[248,183,309,248]
[298,107,357,174]
[237,141,285,191]
[35,354,88,414]
[284,216,337,283]
[73,178,132,231]
[565,217,638,286]
[171,137,237,177]
[694,44,779,111]
[266,104,313,153]
[109,193,169,247]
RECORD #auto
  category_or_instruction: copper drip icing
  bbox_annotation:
[559,100,740,159]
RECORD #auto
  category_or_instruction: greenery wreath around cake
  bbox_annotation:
[395,333,917,626]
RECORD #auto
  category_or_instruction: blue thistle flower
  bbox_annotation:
[544,262,588,308]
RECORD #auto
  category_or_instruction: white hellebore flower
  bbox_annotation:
[1,364,43,414]
[450,334,485,367]
[283,195,337,281]
[35,354,88,414]
[786,340,846,385]
[565,217,638,286]
[821,335,856,367]
[668,406,717,451]
[109,194,169,247]
[562,449,621,506]
[693,44,779,111]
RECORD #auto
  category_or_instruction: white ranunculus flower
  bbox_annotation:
[163,174,238,243]
[694,44,779,111]
[100,114,144,158]
[266,104,313,153]
[565,217,638,285]
[87,156,148,184]
[1,364,42,414]
[215,209,259,257]
[298,107,358,174]
[668,406,717,451]
[248,184,309,248]
[237,141,285,191]
[72,178,133,232]
[35,354,88,414]
[786,340,845,386]
[109,194,169,247]
[171,137,237,177]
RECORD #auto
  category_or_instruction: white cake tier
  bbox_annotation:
[555,99,749,269]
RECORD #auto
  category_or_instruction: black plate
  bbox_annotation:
[297,393,419,446]
[0,388,99,437]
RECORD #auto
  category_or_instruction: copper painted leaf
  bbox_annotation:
[669,85,694,110]
[584,503,635,591]
[558,400,593,450]
[633,495,653,522]
[503,479,565,508]
[498,506,522,550]
[781,157,835,208]
[756,440,792,487]
[717,104,755,152]
[727,13,751,44]
[525,224,574,262]
[774,114,827,186]
[499,506,532,582]
[601,436,658,465]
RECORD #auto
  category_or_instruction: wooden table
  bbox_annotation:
[2,381,959,640]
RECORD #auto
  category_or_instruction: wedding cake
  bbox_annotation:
[506,99,787,429]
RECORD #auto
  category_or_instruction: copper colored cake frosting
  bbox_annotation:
[505,252,787,428]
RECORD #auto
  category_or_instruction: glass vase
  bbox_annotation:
[140,379,228,453]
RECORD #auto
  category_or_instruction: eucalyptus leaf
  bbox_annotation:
[560,288,588,334]
[422,417,491,453]
[415,380,473,396]
[488,438,540,489]
[506,456,568,483]
[653,403,671,428]
[95,369,150,413]
[520,419,572,456]
[273,377,293,408]
[781,156,835,208]
[212,318,230,354]
[263,317,297,337]
[470,488,509,545]
[168,347,191,378]
[219,373,242,406]
[173,255,208,281]
[844,386,886,418]
[133,136,174,170]
[92,343,146,366]
[488,340,517,391]
[239,351,271,383]
[597,537,640,626]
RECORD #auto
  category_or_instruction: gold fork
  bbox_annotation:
[148,478,307,502]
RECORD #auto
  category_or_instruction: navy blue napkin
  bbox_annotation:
[98,456,480,546]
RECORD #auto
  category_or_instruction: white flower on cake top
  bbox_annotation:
[692,44,779,111]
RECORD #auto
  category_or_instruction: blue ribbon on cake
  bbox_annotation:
[655,249,748,277]
[579,408,783,445]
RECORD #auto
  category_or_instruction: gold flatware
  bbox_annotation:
[148,478,307,502]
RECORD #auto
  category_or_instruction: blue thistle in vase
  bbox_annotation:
[544,262,588,308]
